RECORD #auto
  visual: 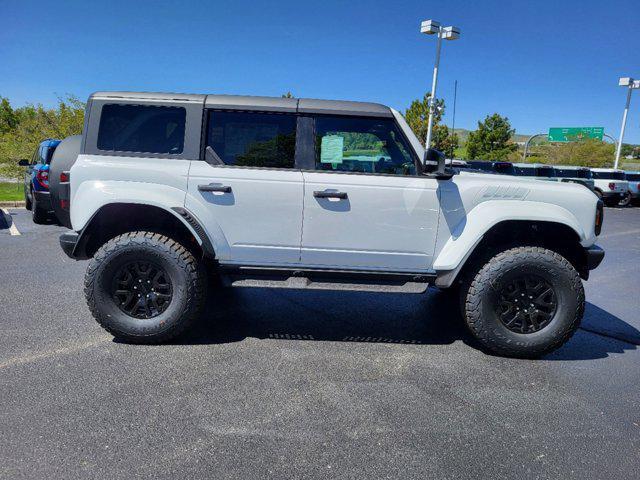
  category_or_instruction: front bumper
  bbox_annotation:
[585,245,605,271]
[60,231,79,258]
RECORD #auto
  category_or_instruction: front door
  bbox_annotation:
[186,111,303,265]
[300,115,440,272]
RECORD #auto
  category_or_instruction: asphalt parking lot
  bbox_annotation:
[1,207,639,479]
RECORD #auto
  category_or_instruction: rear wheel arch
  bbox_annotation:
[73,203,215,260]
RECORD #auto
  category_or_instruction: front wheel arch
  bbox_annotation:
[437,220,588,288]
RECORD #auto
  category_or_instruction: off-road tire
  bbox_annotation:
[31,191,48,224]
[461,246,584,358]
[85,231,206,343]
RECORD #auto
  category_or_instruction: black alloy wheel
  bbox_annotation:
[111,261,173,319]
[496,274,557,334]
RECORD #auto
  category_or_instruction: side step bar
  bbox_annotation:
[219,265,435,294]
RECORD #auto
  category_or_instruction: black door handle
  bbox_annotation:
[313,190,348,200]
[198,184,232,193]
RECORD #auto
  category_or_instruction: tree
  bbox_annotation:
[404,93,458,156]
[281,92,294,98]
[529,139,614,168]
[466,113,517,160]
[0,95,85,179]
[0,97,18,134]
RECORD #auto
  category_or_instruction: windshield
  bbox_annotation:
[592,171,625,180]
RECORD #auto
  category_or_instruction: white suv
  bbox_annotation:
[50,91,605,358]
[591,168,630,206]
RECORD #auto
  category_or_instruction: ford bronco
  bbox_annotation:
[50,91,605,357]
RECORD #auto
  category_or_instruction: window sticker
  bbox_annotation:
[320,135,344,164]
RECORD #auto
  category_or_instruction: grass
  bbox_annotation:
[0,182,23,202]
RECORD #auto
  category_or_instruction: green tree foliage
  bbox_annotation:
[281,92,294,98]
[465,113,517,160]
[528,139,615,168]
[404,93,458,156]
[0,95,85,178]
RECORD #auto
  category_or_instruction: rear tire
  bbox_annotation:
[24,186,32,210]
[461,246,584,358]
[84,231,206,343]
[31,191,48,224]
[619,192,631,207]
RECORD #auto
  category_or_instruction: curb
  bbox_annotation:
[0,201,26,208]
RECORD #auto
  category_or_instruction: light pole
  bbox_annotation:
[420,20,460,154]
[615,77,640,170]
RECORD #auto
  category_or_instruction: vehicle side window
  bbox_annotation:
[45,146,57,165]
[97,104,186,155]
[31,148,39,165]
[313,116,415,175]
[206,111,296,168]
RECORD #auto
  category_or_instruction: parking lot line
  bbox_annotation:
[1,208,21,236]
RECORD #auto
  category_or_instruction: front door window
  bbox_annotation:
[314,116,416,176]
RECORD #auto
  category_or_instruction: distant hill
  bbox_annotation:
[452,128,530,145]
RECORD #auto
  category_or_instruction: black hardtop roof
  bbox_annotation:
[90,91,393,117]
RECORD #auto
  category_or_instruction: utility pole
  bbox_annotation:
[615,77,639,170]
[420,20,460,153]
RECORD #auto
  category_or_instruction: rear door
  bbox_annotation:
[186,110,304,265]
[300,115,440,271]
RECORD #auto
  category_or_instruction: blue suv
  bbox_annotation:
[18,139,61,223]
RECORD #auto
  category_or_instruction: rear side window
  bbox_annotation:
[626,173,640,181]
[592,171,625,180]
[97,104,186,154]
[206,111,296,168]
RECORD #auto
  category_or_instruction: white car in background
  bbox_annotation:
[591,168,630,207]
[624,171,640,206]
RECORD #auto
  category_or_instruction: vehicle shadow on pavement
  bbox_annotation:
[168,287,640,361]
[178,287,468,348]
[544,303,639,361]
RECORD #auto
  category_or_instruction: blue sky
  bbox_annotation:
[1,0,639,143]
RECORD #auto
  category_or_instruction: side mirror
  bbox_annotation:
[18,159,30,167]
[424,148,446,174]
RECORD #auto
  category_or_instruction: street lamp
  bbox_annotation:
[614,77,640,170]
[420,20,461,155]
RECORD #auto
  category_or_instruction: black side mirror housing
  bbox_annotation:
[424,148,446,174]
[18,159,30,167]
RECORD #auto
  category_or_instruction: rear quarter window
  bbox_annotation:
[97,104,186,155]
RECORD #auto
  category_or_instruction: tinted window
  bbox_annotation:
[513,165,536,176]
[314,116,415,175]
[206,111,296,168]
[44,145,57,165]
[592,171,625,180]
[555,168,590,179]
[97,104,186,154]
[493,163,515,175]
[626,173,640,181]
[537,166,554,178]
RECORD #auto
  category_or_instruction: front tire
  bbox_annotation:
[461,246,584,358]
[84,232,206,343]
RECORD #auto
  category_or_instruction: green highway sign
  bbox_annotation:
[548,127,604,142]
